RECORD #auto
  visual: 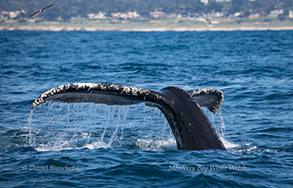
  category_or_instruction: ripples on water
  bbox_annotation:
[0,30,292,187]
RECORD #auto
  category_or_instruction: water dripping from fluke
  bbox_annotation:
[26,102,176,152]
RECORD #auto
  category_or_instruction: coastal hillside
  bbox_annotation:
[1,0,293,20]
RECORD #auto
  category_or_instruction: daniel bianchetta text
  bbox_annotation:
[22,165,79,171]
[169,165,247,172]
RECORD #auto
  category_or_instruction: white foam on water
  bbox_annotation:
[135,137,177,151]
[35,140,110,152]
[83,141,110,150]
[236,145,258,153]
[220,137,239,149]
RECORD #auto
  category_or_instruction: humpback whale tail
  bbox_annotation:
[32,83,226,151]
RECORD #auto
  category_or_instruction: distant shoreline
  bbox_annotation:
[1,26,293,32]
[1,18,292,32]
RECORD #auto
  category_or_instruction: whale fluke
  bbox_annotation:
[32,83,223,113]
[188,88,223,114]
[32,83,226,150]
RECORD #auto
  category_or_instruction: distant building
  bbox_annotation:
[268,10,284,18]
[234,12,243,17]
[127,11,140,19]
[9,12,18,19]
[228,12,243,19]
[248,13,260,19]
[88,12,106,19]
[1,10,25,19]
[71,15,85,20]
[150,11,166,18]
[200,0,209,4]
[209,12,224,19]
[289,10,293,18]
[215,0,231,2]
[111,11,140,19]
[1,11,9,18]
[200,0,230,4]
[165,13,177,19]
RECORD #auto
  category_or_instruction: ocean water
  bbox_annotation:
[0,30,292,187]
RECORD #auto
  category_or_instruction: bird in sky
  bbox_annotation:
[30,4,53,17]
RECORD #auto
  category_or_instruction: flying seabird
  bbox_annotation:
[30,4,53,17]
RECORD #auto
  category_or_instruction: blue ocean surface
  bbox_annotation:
[0,30,292,187]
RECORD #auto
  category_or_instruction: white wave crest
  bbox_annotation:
[135,137,177,151]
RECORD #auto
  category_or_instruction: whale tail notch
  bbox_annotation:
[31,83,226,151]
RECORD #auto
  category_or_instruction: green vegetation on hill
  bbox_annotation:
[0,0,292,21]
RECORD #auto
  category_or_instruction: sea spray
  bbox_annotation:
[27,109,35,147]
[203,107,226,138]
[26,102,175,151]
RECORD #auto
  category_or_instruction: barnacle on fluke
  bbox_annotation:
[32,83,223,113]
[32,83,151,109]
